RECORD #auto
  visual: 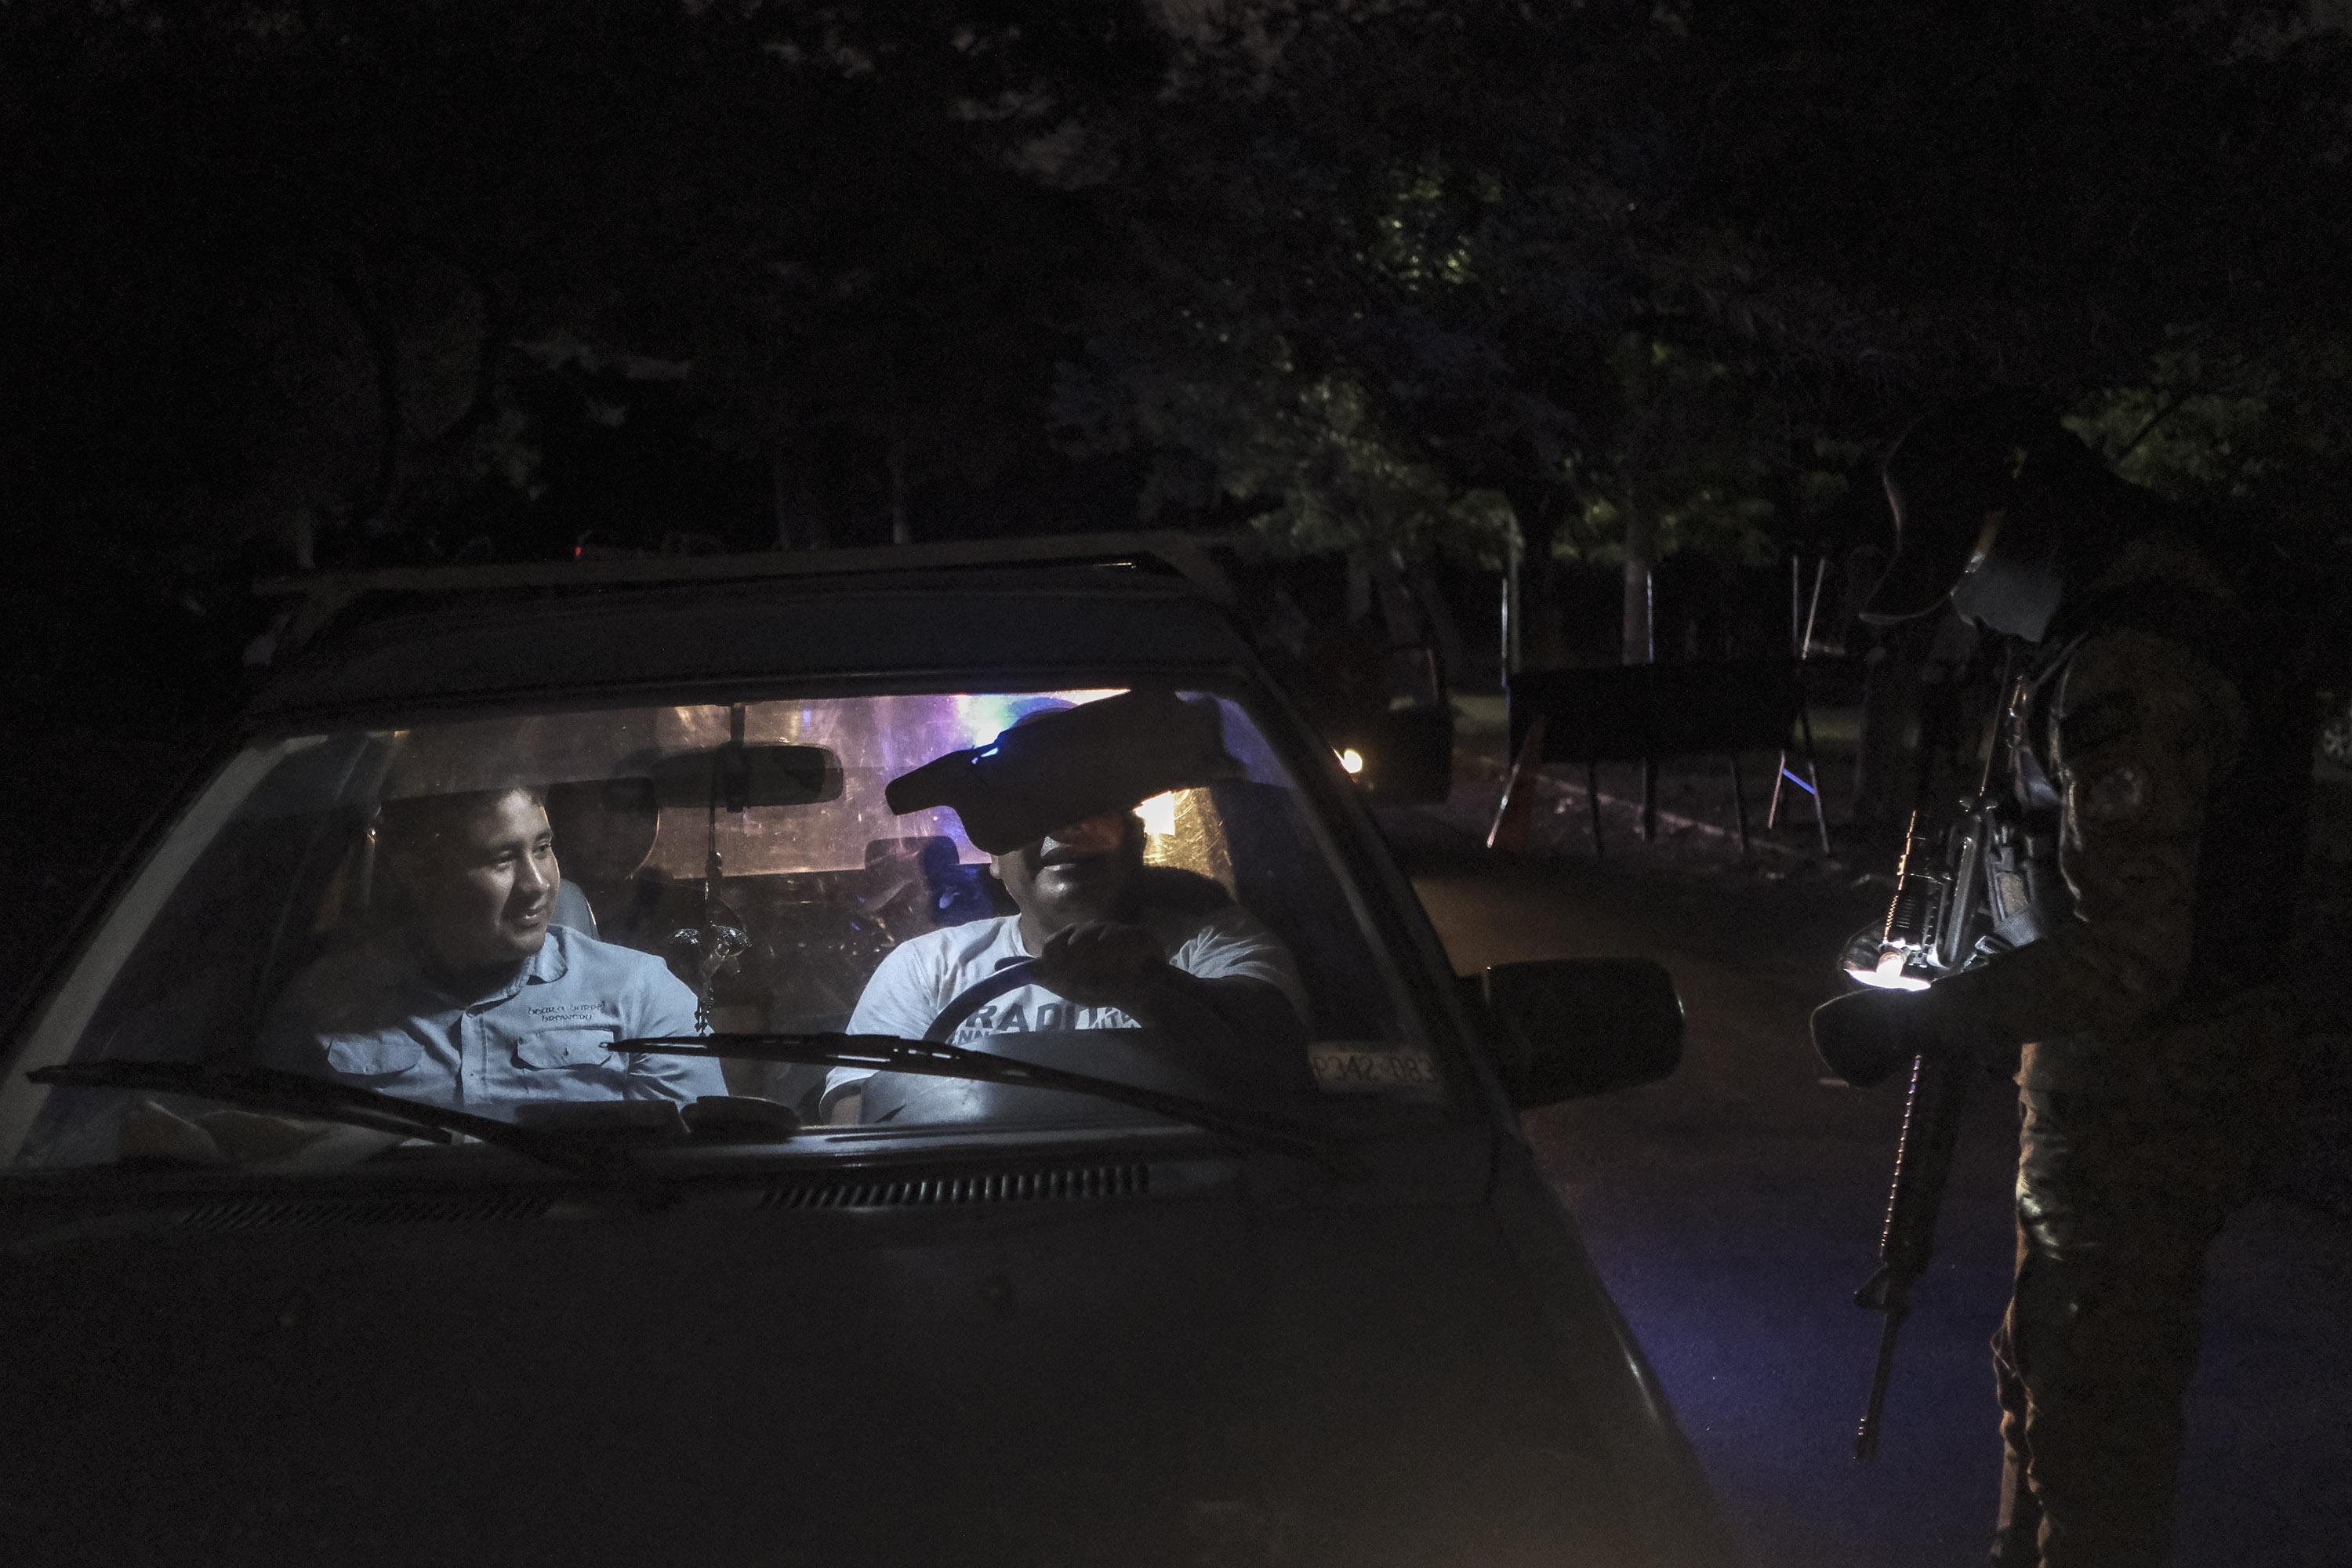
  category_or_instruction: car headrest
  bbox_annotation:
[550,880,601,938]
[543,776,659,883]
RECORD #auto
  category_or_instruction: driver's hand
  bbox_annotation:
[1029,920,1170,1007]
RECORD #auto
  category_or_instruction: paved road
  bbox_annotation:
[1381,807,2352,1568]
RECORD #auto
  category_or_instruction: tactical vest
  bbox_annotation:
[2004,556,2313,1007]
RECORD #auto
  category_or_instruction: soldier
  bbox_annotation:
[1810,397,2312,1566]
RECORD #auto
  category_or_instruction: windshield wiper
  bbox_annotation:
[27,1062,632,1181]
[614,1032,1353,1174]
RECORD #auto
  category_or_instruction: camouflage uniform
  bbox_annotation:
[1930,527,2308,1566]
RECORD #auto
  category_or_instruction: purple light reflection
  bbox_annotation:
[641,689,1123,877]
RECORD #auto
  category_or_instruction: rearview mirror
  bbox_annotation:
[653,743,844,811]
[1465,957,1684,1109]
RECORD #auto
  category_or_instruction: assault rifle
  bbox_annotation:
[1826,699,2040,1463]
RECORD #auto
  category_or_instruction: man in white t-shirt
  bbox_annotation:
[825,807,1308,1122]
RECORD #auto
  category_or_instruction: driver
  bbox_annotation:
[260,785,726,1113]
[823,804,1308,1123]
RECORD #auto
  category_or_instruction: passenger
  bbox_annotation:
[825,804,1308,1122]
[260,785,726,1112]
[542,768,670,945]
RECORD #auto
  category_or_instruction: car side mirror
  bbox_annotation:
[1461,958,1684,1109]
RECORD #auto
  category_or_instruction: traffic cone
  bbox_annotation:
[1486,714,1548,854]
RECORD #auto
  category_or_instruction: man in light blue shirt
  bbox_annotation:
[262,785,724,1114]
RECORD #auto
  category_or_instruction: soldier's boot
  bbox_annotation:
[1988,1310,2041,1566]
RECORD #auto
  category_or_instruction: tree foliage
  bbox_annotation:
[5,0,2350,619]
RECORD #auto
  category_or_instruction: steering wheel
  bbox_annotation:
[920,956,1241,1051]
[854,956,1277,1127]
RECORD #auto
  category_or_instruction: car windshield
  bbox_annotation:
[1,687,1444,1172]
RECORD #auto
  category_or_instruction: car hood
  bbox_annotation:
[0,1151,1726,1566]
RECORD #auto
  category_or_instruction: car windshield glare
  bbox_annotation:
[1,688,1445,1172]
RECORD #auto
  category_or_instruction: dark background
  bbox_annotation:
[9,2,2352,717]
[15,0,2352,985]
[4,8,2350,1561]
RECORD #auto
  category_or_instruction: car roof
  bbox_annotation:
[245,538,1265,724]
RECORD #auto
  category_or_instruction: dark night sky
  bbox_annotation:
[0,18,2345,1556]
[5,2,2350,721]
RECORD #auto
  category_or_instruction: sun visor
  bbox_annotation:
[885,691,1241,855]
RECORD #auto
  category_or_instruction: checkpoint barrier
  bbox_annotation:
[1495,657,1853,858]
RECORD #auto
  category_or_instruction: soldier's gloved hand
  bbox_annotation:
[1840,925,1894,981]
[1812,989,1944,1087]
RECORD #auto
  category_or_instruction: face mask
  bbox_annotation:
[1947,508,2064,643]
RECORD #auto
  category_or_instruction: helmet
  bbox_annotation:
[1862,395,2106,642]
